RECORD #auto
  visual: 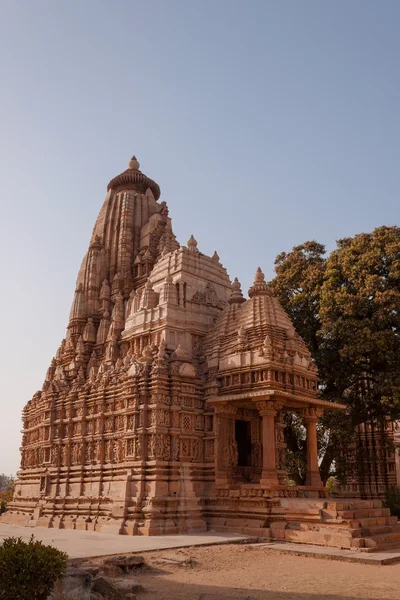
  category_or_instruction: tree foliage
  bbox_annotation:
[0,475,14,514]
[0,474,13,492]
[0,536,67,600]
[271,226,400,484]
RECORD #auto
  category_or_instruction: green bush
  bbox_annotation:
[326,476,337,495]
[0,487,13,514]
[0,535,67,600]
[383,487,400,519]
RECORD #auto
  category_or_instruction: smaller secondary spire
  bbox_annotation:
[229,277,246,305]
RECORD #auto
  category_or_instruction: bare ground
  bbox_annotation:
[127,544,400,600]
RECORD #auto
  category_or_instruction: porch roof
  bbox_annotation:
[206,389,347,411]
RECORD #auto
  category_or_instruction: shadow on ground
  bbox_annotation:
[133,575,389,600]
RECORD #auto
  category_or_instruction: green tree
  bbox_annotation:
[0,474,13,492]
[271,241,326,357]
[271,226,400,485]
[271,241,333,483]
[0,476,15,514]
[320,226,400,422]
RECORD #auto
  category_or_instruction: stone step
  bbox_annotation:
[360,525,394,536]
[364,532,400,548]
[361,541,400,553]
[338,508,390,519]
[285,509,321,522]
[347,516,397,529]
[333,500,382,510]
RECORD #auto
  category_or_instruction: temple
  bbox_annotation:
[4,158,400,551]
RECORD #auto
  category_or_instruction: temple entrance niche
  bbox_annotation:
[233,408,262,483]
[235,420,251,467]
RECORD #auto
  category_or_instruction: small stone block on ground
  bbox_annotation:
[153,551,194,566]
[104,555,145,572]
[92,576,124,600]
[80,563,101,577]
[50,567,92,600]
[108,578,142,594]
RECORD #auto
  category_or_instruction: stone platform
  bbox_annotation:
[0,523,251,559]
[206,497,400,552]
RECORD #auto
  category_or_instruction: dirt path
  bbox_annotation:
[130,544,400,600]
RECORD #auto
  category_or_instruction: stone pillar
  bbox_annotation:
[213,403,237,485]
[254,401,280,486]
[303,407,323,487]
[275,408,287,484]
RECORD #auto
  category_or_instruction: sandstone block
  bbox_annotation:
[101,565,124,578]
[350,538,365,548]
[80,563,100,577]
[103,555,145,573]
[338,510,354,519]
[107,578,142,594]
[92,577,124,600]
[50,567,92,600]
[369,509,384,518]
[364,538,378,549]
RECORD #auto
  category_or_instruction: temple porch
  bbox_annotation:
[207,390,346,497]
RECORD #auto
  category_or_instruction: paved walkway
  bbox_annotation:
[3,523,400,565]
[0,523,251,559]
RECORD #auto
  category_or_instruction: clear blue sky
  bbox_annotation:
[0,1,399,474]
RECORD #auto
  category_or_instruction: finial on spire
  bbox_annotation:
[128,156,140,170]
[187,234,199,253]
[255,267,264,281]
[229,277,246,305]
[248,267,272,298]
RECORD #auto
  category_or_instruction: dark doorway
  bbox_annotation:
[235,419,252,467]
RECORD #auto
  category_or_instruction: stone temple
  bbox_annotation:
[4,158,400,551]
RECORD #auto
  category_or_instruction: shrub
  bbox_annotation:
[383,487,400,519]
[0,535,67,600]
[0,488,14,514]
[326,476,337,495]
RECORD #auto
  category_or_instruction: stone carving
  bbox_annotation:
[104,440,112,463]
[192,438,203,462]
[178,362,197,378]
[148,434,170,460]
[61,445,69,466]
[7,156,345,545]
[222,439,238,468]
[251,443,262,468]
[126,438,134,456]
[135,436,143,460]
[191,283,225,309]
